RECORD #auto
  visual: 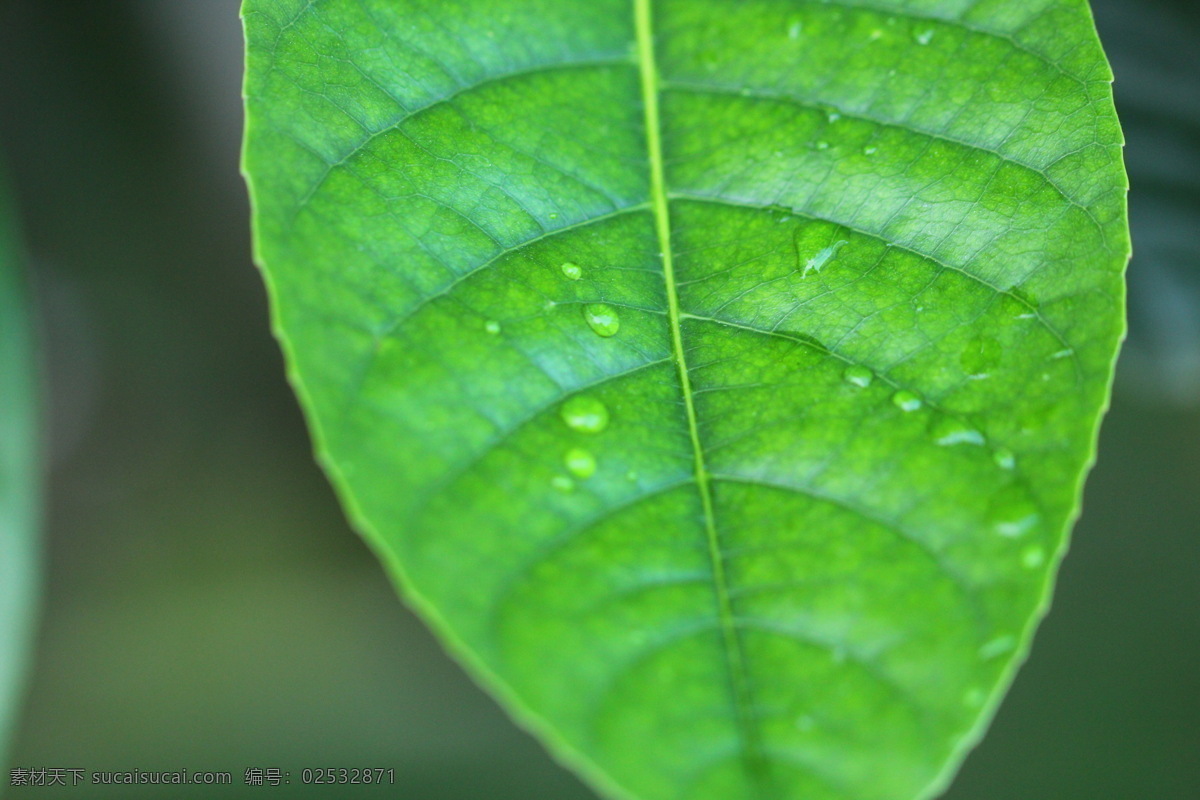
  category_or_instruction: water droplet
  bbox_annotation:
[549,212,559,220]
[801,239,848,277]
[565,448,597,479]
[1050,348,1074,360]
[978,635,1016,661]
[993,448,1016,470]
[1021,545,1046,569]
[560,395,609,434]
[843,365,874,388]
[484,320,501,335]
[892,391,923,412]
[787,19,803,39]
[869,28,883,41]
[561,261,583,280]
[994,511,1039,539]
[863,145,878,155]
[583,303,620,337]
[826,110,841,123]
[961,335,1002,378]
[932,418,986,447]
[915,29,934,45]
[551,475,575,492]
[815,140,829,150]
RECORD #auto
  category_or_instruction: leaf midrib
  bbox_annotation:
[634,0,766,790]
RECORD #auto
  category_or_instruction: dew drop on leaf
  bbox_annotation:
[583,303,620,337]
[801,239,848,277]
[993,448,1016,470]
[843,365,874,388]
[561,261,583,280]
[484,320,501,335]
[915,29,934,45]
[960,334,1002,378]
[565,448,597,479]
[863,145,878,155]
[560,395,609,434]
[931,418,986,447]
[1021,545,1046,569]
[892,390,923,412]
[978,635,1017,661]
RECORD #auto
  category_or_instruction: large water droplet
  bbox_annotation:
[484,320,501,335]
[561,261,582,280]
[932,418,986,447]
[565,448,597,479]
[802,239,848,277]
[843,365,874,388]
[978,635,1016,661]
[892,390,923,412]
[583,303,620,337]
[560,396,609,434]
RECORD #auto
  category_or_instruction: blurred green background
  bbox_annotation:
[0,1,1196,797]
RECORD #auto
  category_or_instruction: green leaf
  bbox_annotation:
[241,1,1128,798]
[0,178,40,767]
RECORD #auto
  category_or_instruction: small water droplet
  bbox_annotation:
[549,212,559,220]
[1050,348,1074,360]
[863,145,878,155]
[961,335,1002,378]
[826,110,841,123]
[892,390,923,412]
[484,320,501,335]
[843,365,874,388]
[787,19,803,39]
[932,418,986,447]
[1021,545,1046,569]
[993,448,1016,470]
[978,635,1016,661]
[915,28,934,45]
[551,475,575,492]
[560,261,583,280]
[801,239,848,277]
[995,512,1040,539]
[815,140,829,150]
[583,303,620,337]
[565,448,597,479]
[1015,312,1036,320]
[869,28,884,41]
[560,396,609,434]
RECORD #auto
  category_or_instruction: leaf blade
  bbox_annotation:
[242,1,1129,798]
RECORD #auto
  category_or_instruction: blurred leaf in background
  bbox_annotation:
[0,1,1195,799]
[0,176,40,771]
